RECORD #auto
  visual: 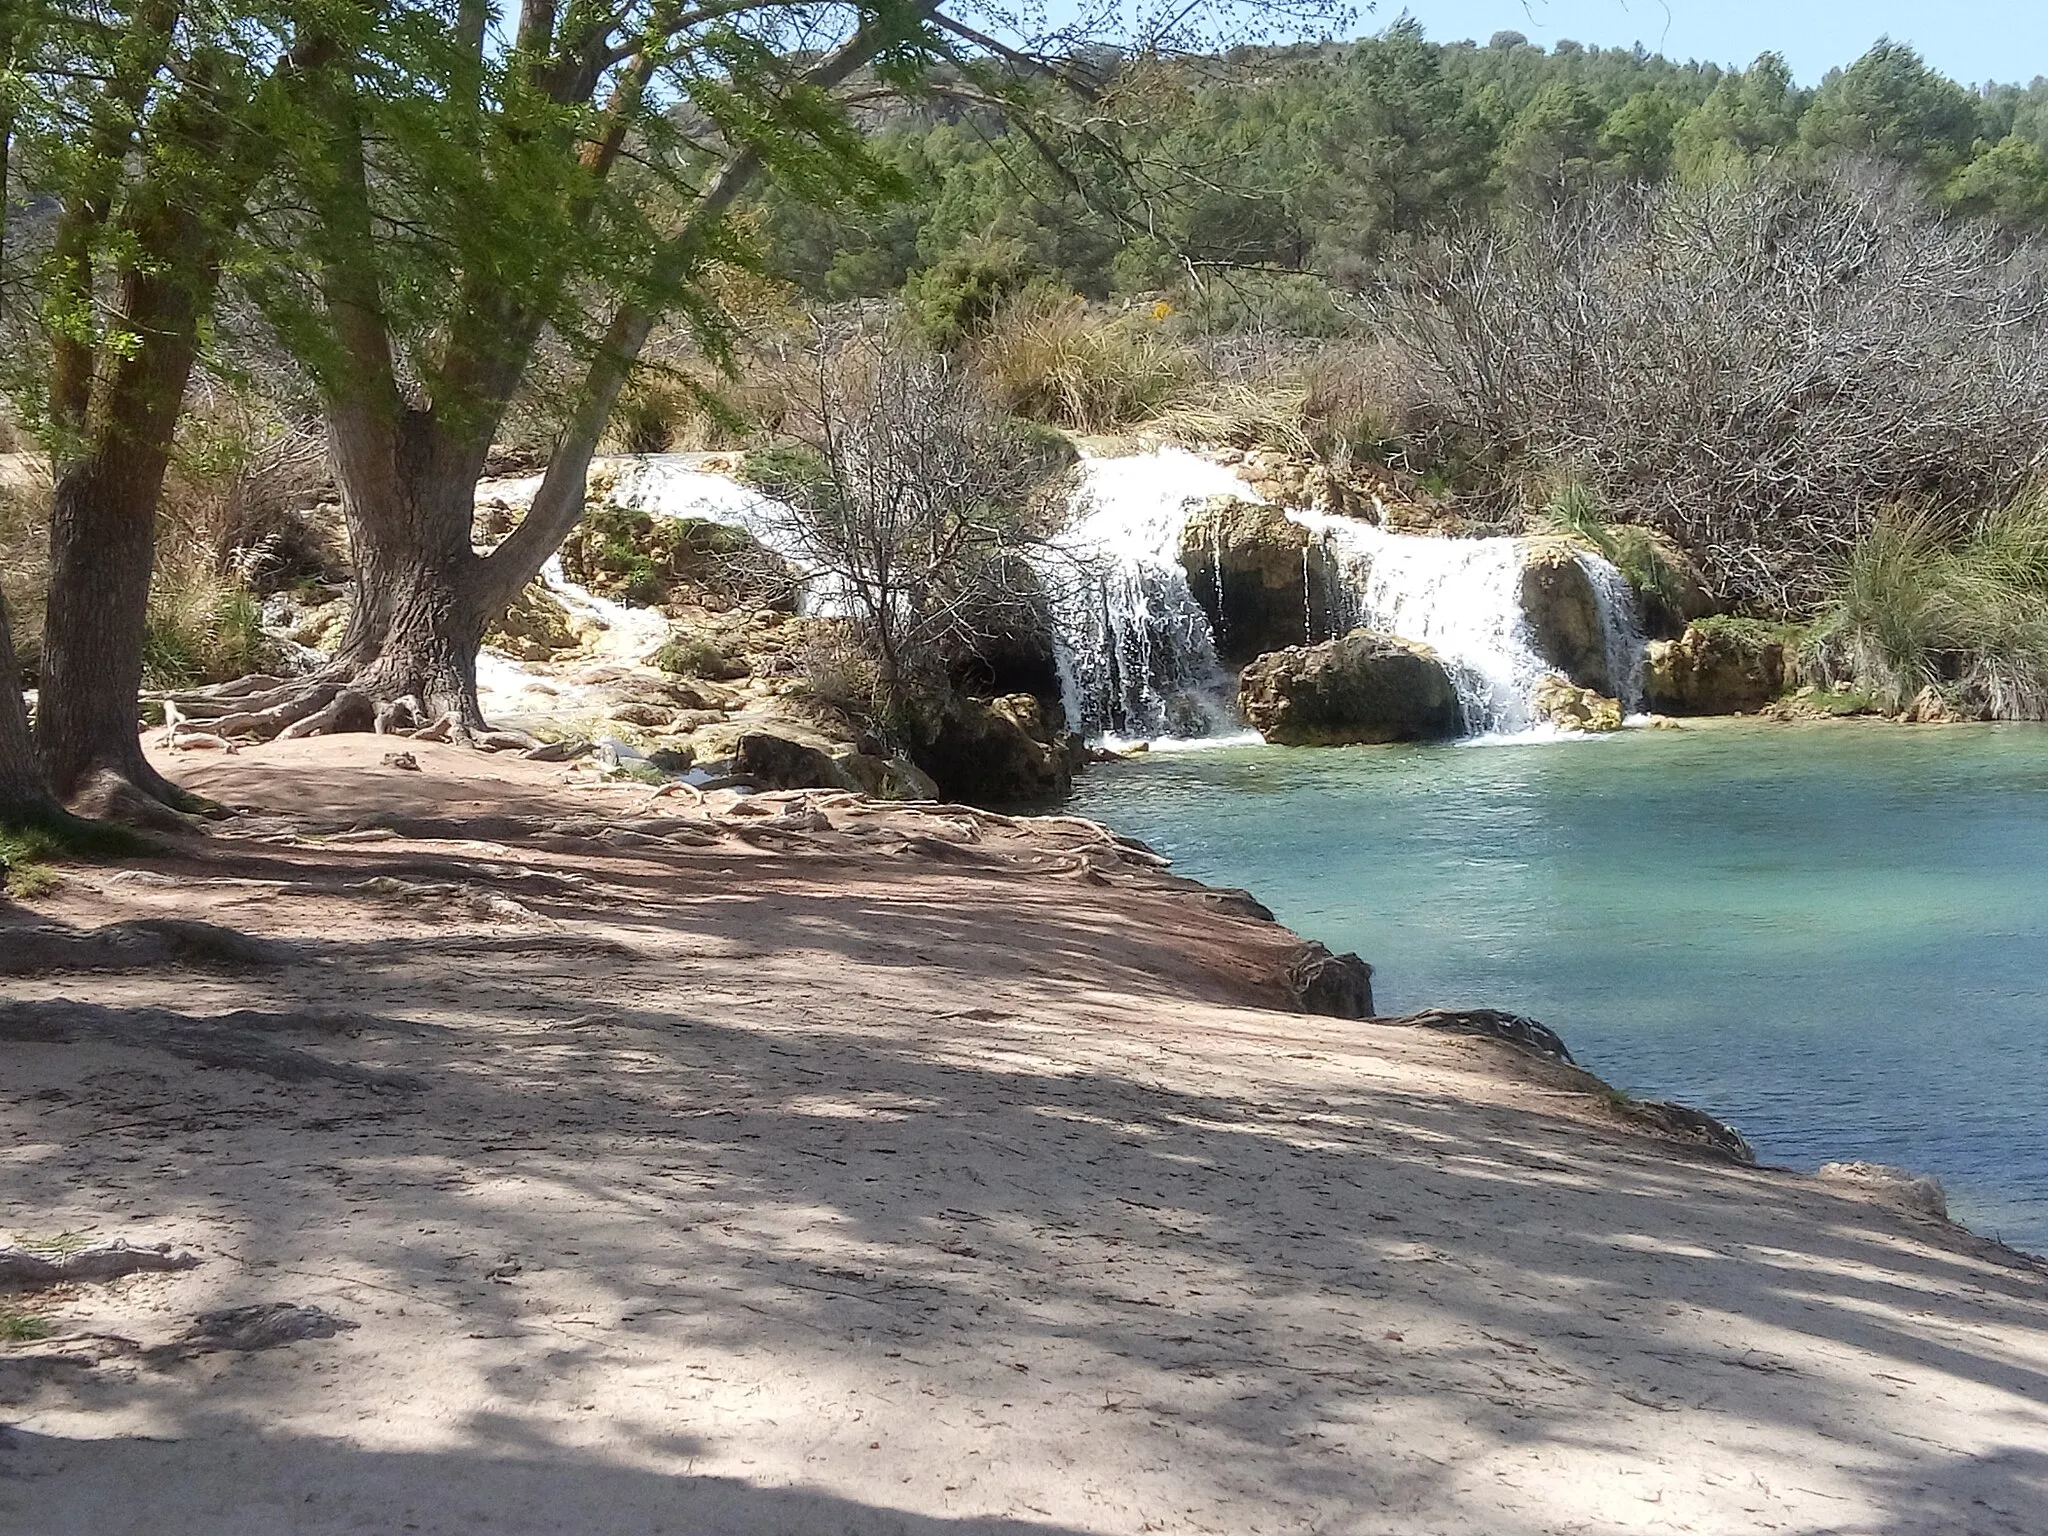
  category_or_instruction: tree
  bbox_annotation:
[177,1,1344,744]
[1802,40,1983,178]
[0,585,56,825]
[1673,54,1801,181]
[752,333,1056,724]
[1945,134,2048,232]
[1494,80,1606,201]
[4,2,292,809]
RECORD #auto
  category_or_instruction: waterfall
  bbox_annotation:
[1290,514,1554,735]
[1576,550,1647,713]
[1041,449,1253,739]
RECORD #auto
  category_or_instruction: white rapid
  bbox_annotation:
[1041,449,1255,740]
[1046,452,1647,741]
[1285,513,1546,735]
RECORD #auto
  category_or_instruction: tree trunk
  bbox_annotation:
[320,403,496,729]
[0,585,57,824]
[37,452,186,803]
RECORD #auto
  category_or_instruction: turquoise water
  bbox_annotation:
[1068,721,2048,1253]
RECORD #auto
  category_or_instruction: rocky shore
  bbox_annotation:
[5,735,2046,1534]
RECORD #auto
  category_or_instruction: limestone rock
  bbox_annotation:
[560,504,792,613]
[733,731,854,791]
[1287,944,1375,1019]
[1817,1161,1948,1219]
[1518,542,1611,695]
[1644,620,1786,715]
[914,693,1080,805]
[1180,498,1331,662]
[1238,630,1463,746]
[1533,674,1623,733]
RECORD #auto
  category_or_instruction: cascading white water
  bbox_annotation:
[1289,513,1554,735]
[1575,550,1647,713]
[1041,449,1253,739]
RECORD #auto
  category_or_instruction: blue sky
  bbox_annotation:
[1382,2,2047,86]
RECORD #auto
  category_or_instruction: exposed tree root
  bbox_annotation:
[147,1303,357,1362]
[0,917,294,976]
[0,999,423,1088]
[0,1242,201,1289]
[161,674,541,755]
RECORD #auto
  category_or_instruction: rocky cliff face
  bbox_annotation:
[1179,498,1326,664]
[1645,621,1787,715]
[1238,630,1463,746]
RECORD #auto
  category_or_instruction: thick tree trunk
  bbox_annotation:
[37,454,183,803]
[320,403,497,730]
[38,227,211,807]
[0,585,58,823]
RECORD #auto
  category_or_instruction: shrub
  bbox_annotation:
[1377,166,2048,613]
[652,633,746,681]
[1811,494,2048,717]
[141,559,280,689]
[904,241,1035,353]
[974,290,1199,432]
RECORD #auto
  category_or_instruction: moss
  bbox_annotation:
[652,634,744,681]
[0,1306,52,1342]
[1,814,146,899]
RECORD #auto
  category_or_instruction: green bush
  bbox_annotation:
[1812,494,2048,717]
[904,241,1035,353]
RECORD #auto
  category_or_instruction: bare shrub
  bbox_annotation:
[1375,165,2048,612]
[760,335,1066,725]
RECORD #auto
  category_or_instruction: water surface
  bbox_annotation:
[1069,721,2048,1253]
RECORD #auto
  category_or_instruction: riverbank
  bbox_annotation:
[5,736,2047,1534]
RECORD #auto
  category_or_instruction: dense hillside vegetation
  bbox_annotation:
[757,26,2048,301]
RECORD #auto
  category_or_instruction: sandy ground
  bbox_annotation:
[3,737,2046,1535]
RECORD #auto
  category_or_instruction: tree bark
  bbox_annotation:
[38,215,213,805]
[324,404,496,728]
[0,585,57,824]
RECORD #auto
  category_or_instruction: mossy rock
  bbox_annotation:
[560,504,792,612]
[1644,617,1793,715]
[1238,630,1463,746]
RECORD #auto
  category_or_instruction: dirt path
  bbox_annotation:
[4,738,2045,1534]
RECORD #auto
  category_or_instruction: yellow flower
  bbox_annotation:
[1150,300,1173,321]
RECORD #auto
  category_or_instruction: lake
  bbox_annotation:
[1069,720,2048,1253]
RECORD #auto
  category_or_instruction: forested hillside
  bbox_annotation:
[757,25,2048,303]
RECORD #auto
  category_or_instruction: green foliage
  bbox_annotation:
[0,1306,52,1342]
[903,240,1037,352]
[1813,495,2048,717]
[1801,40,1983,179]
[1,814,146,898]
[1944,135,2048,232]
[140,565,276,689]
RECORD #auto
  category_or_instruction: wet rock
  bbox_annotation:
[1288,944,1374,1018]
[1519,542,1611,695]
[1533,674,1623,732]
[1180,498,1332,664]
[1377,1007,1575,1062]
[1644,619,1786,715]
[1238,630,1462,746]
[1626,529,1717,638]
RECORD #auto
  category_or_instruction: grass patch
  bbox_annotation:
[975,291,1199,433]
[1811,493,2048,717]
[1538,482,1702,620]
[2,814,149,898]
[142,558,280,689]
[0,1306,53,1343]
